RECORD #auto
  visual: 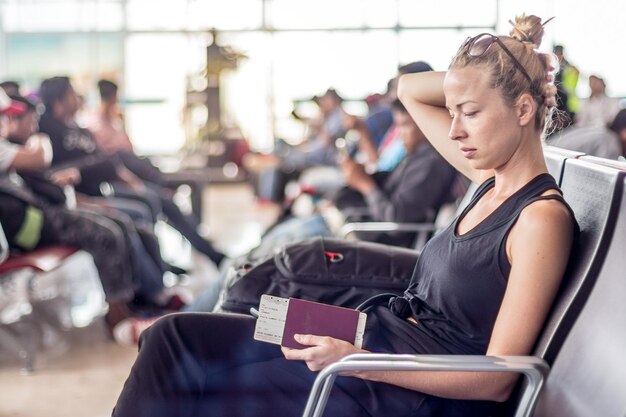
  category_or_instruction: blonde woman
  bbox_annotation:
[113,15,576,417]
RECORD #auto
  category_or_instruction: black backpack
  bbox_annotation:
[215,236,418,314]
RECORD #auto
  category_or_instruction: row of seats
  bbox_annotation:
[0,232,105,372]
[304,145,626,417]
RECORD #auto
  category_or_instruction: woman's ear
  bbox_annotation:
[516,93,536,127]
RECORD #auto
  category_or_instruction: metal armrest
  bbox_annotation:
[338,222,439,238]
[303,353,549,417]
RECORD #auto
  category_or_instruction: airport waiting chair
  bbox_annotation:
[543,145,585,185]
[532,162,626,416]
[302,157,625,417]
[339,177,475,253]
[0,222,106,372]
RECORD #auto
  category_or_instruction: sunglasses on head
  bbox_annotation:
[463,33,533,84]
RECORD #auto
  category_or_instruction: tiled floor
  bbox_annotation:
[0,182,280,417]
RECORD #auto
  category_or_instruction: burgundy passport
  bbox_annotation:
[281,298,361,349]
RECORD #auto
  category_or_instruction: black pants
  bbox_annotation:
[111,312,485,417]
[113,313,386,417]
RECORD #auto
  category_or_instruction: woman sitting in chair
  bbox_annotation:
[112,14,576,417]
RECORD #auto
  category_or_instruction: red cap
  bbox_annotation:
[0,89,27,116]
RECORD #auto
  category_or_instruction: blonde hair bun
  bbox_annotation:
[508,14,553,48]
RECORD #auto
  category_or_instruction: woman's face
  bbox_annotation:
[443,65,523,171]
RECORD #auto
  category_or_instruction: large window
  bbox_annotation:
[0,0,517,155]
[2,0,124,32]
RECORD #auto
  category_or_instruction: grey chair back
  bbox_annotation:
[543,145,585,185]
[534,174,626,417]
[533,158,624,364]
[498,158,625,417]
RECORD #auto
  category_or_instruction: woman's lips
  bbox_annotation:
[460,147,477,158]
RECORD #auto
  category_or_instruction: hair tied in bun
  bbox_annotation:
[508,14,555,47]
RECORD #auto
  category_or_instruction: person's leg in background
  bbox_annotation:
[39,206,136,328]
[157,195,225,266]
[112,182,225,266]
[79,195,156,224]
[182,258,234,312]
[109,183,162,223]
[92,209,186,312]
[252,213,331,260]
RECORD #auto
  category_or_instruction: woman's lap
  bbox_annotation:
[113,312,480,417]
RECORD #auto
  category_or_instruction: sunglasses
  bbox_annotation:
[463,33,533,85]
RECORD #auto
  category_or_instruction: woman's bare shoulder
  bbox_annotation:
[515,195,574,245]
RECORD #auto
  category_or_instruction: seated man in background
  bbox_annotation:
[245,88,348,202]
[574,75,621,129]
[89,78,166,186]
[351,61,435,173]
[0,92,185,333]
[37,76,225,266]
[296,61,435,199]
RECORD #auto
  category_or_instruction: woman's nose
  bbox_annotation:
[448,117,465,142]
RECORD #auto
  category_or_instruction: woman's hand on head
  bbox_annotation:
[281,334,365,372]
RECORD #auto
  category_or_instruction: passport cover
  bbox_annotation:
[281,298,360,349]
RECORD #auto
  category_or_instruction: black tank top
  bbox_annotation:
[390,173,572,355]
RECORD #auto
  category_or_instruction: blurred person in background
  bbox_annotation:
[38,76,225,266]
[0,91,181,334]
[553,44,580,128]
[575,75,621,128]
[548,100,625,160]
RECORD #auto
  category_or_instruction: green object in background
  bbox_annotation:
[14,206,44,250]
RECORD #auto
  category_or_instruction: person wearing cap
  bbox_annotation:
[0,94,187,336]
[0,91,137,329]
[0,89,52,172]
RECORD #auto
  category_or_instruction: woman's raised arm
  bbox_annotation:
[398,71,479,183]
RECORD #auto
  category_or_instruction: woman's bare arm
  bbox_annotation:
[397,71,481,183]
